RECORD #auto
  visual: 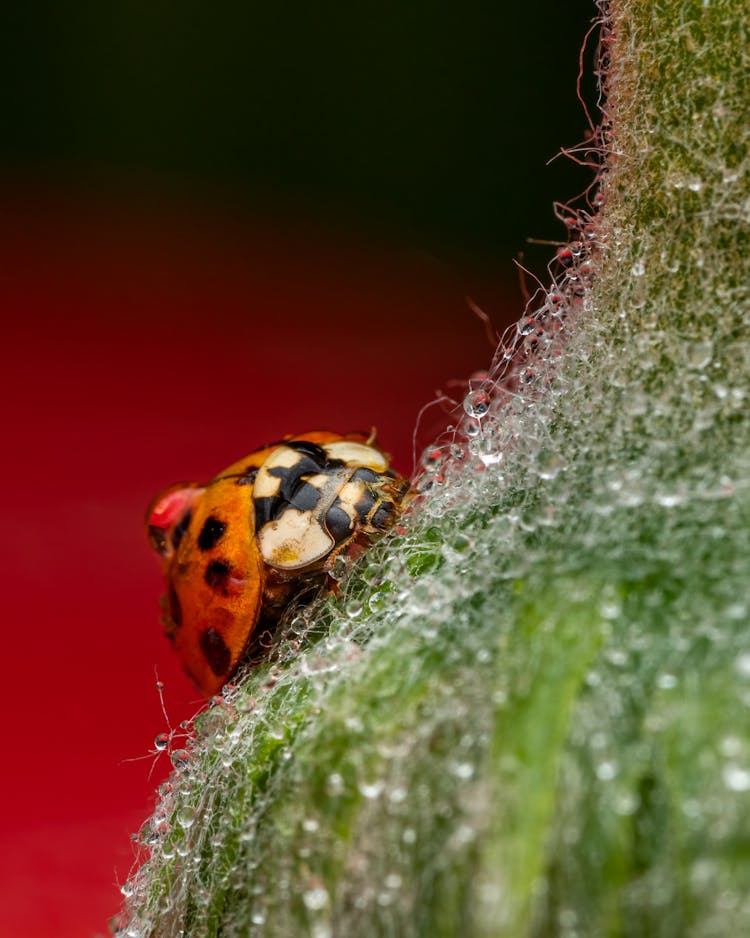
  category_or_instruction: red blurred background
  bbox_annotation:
[0,3,593,935]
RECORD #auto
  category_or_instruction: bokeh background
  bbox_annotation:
[0,5,594,936]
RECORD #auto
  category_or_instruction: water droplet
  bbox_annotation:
[170,749,190,771]
[686,338,713,370]
[251,910,266,925]
[177,806,196,829]
[599,590,622,620]
[723,765,750,792]
[359,779,385,799]
[402,828,417,844]
[384,873,403,890]
[536,449,564,480]
[452,761,475,780]
[345,598,363,619]
[441,533,472,564]
[302,817,319,833]
[326,773,344,796]
[368,591,388,614]
[655,492,684,508]
[656,673,678,690]
[421,446,444,471]
[154,732,170,751]
[720,735,742,757]
[517,316,537,336]
[345,715,364,733]
[631,259,646,277]
[329,554,350,581]
[237,694,256,713]
[363,562,385,586]
[595,760,617,781]
[735,652,750,677]
[463,389,491,419]
[464,418,482,438]
[614,790,639,816]
[389,785,408,804]
[120,881,135,898]
[303,885,330,911]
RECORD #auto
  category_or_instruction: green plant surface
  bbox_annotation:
[115,0,750,935]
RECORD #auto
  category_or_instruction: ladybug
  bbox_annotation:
[146,432,410,695]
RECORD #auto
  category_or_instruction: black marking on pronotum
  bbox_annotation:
[254,495,277,532]
[205,559,233,593]
[255,456,325,531]
[268,457,321,501]
[353,488,377,521]
[289,480,322,512]
[286,439,348,471]
[197,515,227,551]
[200,627,231,676]
[351,467,379,484]
[168,585,183,627]
[171,510,192,551]
[285,440,328,463]
[325,501,354,544]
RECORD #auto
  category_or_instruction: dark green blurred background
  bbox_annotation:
[0,2,594,267]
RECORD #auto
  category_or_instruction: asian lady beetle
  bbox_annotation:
[146,431,409,695]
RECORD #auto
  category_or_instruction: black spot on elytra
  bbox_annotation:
[200,628,231,676]
[205,559,232,593]
[168,585,183,627]
[197,515,227,551]
[171,510,192,551]
[147,525,168,556]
